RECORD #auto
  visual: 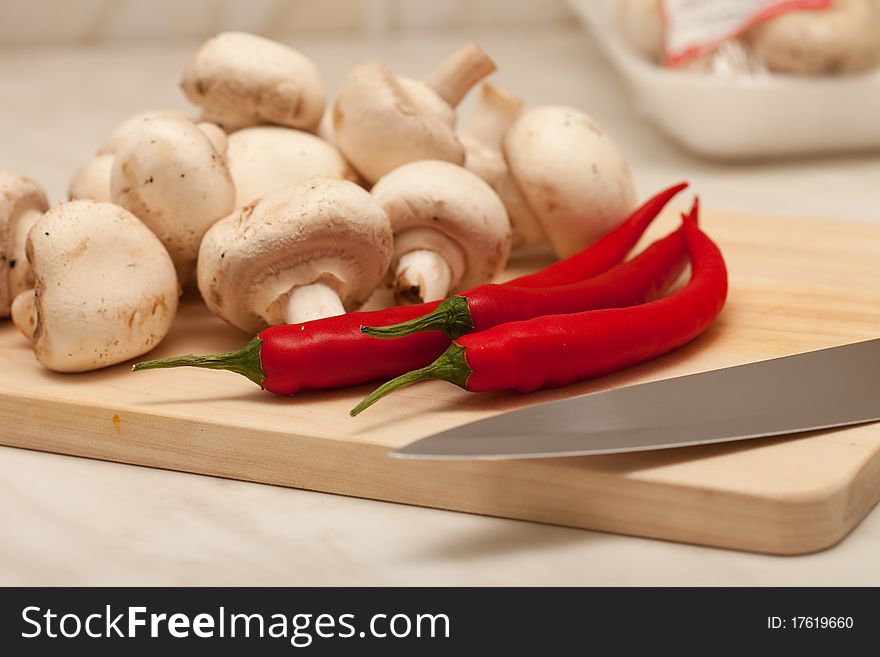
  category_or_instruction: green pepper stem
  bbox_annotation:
[132,337,265,388]
[350,343,471,417]
[361,295,474,340]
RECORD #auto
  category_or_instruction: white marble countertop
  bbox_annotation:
[2,27,879,586]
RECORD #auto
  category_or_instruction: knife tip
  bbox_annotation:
[388,448,416,459]
[389,447,455,460]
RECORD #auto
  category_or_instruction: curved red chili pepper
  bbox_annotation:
[362,219,691,340]
[351,199,727,415]
[132,183,688,393]
[508,181,688,288]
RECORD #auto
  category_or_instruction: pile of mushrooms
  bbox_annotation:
[3,30,637,374]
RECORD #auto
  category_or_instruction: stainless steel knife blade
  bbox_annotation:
[392,338,880,460]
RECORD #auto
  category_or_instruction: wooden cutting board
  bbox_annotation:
[2,208,879,555]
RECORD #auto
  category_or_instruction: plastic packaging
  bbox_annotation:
[568,0,880,158]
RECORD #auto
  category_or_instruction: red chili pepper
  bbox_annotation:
[362,219,692,340]
[350,199,727,416]
[132,305,451,394]
[508,181,688,288]
[132,183,688,394]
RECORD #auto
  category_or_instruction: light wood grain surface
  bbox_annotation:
[3,207,879,555]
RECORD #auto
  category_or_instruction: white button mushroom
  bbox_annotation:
[370,160,511,305]
[68,154,114,203]
[110,115,235,282]
[745,0,880,75]
[97,109,194,156]
[0,171,49,318]
[181,31,326,132]
[333,42,497,184]
[9,200,179,372]
[225,126,357,208]
[69,110,223,203]
[461,83,544,248]
[197,178,393,333]
[193,121,228,156]
[502,106,636,259]
[316,108,337,145]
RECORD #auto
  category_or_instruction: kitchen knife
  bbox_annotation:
[392,338,880,460]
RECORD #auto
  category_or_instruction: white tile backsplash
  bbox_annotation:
[0,0,576,45]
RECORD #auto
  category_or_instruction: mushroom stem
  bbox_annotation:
[394,249,453,305]
[284,282,346,324]
[10,289,37,340]
[423,42,497,107]
[465,83,523,150]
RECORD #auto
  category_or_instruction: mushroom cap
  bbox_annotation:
[98,109,194,155]
[181,31,326,132]
[745,0,880,74]
[195,121,228,155]
[76,120,224,206]
[503,106,636,259]
[333,61,463,184]
[371,160,511,291]
[198,178,393,334]
[68,154,114,202]
[26,200,178,373]
[0,170,49,317]
[111,115,235,266]
[226,126,357,208]
[316,107,336,144]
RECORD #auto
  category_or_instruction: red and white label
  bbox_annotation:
[662,0,832,66]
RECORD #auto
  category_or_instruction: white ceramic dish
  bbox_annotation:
[568,0,880,159]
